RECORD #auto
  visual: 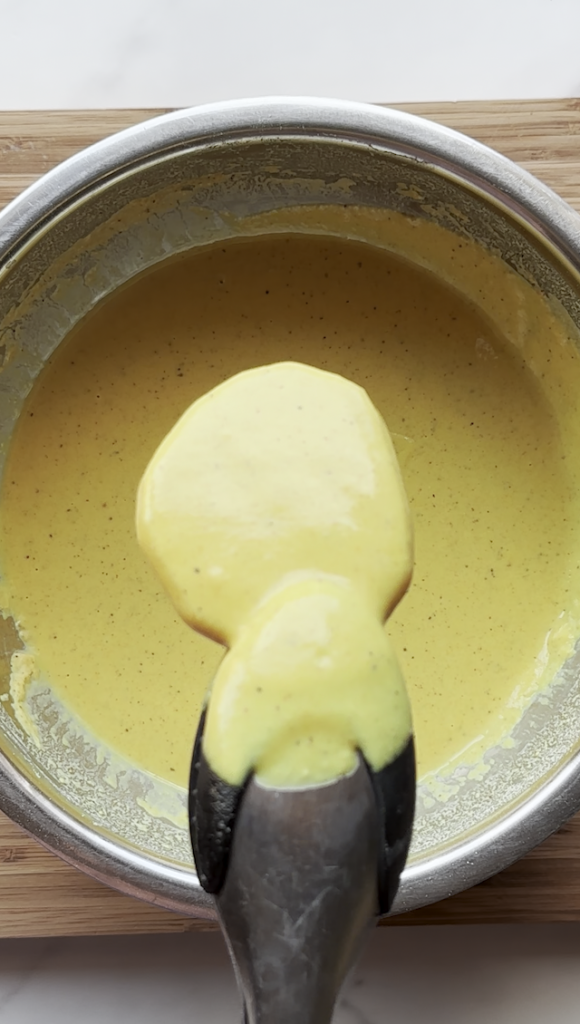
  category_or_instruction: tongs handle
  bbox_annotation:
[215,759,379,1024]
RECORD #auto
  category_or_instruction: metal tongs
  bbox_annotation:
[189,712,415,1024]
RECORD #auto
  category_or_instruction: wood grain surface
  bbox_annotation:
[1,100,580,937]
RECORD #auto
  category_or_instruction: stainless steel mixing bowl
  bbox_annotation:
[1,97,580,919]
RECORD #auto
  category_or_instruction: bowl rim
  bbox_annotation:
[2,95,580,918]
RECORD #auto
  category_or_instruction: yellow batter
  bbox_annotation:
[137,362,413,786]
[1,230,579,788]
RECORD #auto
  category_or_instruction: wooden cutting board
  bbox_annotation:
[1,99,580,937]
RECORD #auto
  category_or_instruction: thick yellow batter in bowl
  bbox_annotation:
[2,226,580,804]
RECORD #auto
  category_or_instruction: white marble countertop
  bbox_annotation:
[2,925,580,1023]
[1,0,579,108]
[2,1,580,1020]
